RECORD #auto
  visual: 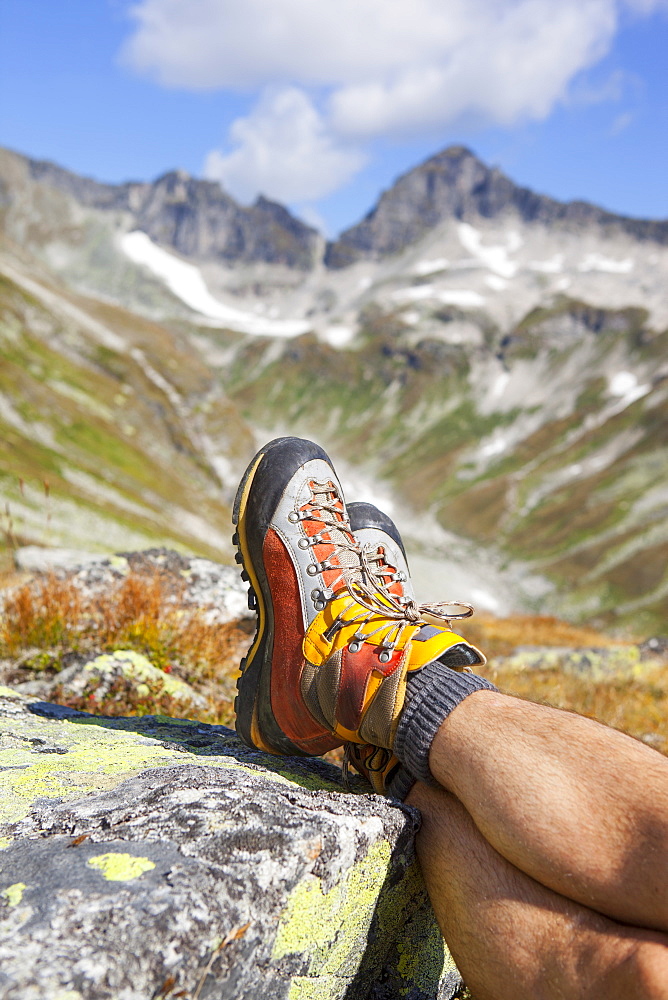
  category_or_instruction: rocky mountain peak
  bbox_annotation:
[325,144,668,268]
[1,147,320,270]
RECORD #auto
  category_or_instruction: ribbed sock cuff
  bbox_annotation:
[394,659,497,786]
[385,763,416,802]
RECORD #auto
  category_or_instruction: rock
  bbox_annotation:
[0,688,464,1000]
[493,643,666,680]
[13,150,320,270]
[13,547,104,572]
[7,548,252,626]
[5,649,205,710]
[325,146,668,267]
[52,649,206,712]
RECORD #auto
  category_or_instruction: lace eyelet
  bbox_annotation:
[306,564,318,576]
[378,650,392,663]
[314,601,325,611]
[298,537,310,549]
[348,640,363,653]
[287,511,300,523]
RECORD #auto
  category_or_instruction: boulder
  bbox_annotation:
[12,649,205,714]
[494,643,664,680]
[0,687,464,1000]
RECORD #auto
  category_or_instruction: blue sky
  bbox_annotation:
[1,0,667,236]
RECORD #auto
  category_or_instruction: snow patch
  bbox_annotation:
[579,253,634,274]
[437,290,485,308]
[320,324,355,348]
[478,433,508,459]
[609,371,638,397]
[392,285,484,308]
[457,223,519,278]
[529,254,564,273]
[413,258,449,276]
[490,371,510,399]
[608,371,651,409]
[120,231,310,337]
[392,284,436,302]
[485,274,508,291]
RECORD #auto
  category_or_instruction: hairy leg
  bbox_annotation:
[408,782,668,1000]
[427,690,668,932]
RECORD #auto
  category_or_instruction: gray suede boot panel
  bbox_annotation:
[394,659,497,786]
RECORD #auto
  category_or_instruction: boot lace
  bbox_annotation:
[296,481,474,659]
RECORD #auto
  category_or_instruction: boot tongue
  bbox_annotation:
[304,481,364,593]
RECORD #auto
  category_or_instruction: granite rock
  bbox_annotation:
[0,687,464,1000]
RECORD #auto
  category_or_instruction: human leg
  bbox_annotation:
[424,689,668,933]
[232,438,668,992]
[407,780,668,1000]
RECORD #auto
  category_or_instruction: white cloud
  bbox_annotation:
[203,87,366,204]
[330,1,617,137]
[122,0,664,199]
[610,110,634,134]
[124,0,632,131]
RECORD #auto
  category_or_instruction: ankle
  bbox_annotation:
[394,659,497,787]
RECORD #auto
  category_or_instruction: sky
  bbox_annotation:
[1,0,667,236]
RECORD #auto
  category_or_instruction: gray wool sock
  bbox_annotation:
[393,651,497,788]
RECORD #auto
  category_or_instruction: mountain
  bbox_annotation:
[7,150,320,269]
[325,146,668,267]
[0,257,253,564]
[0,144,666,629]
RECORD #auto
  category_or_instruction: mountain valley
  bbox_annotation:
[1,144,666,630]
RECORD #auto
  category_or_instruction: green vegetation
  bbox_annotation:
[220,298,668,630]
[0,268,243,564]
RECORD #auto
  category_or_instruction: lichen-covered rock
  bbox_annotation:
[0,688,463,1000]
[495,643,665,680]
[53,649,205,712]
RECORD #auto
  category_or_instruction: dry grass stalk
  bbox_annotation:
[1,574,664,755]
[0,569,253,724]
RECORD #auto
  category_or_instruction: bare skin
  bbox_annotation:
[407,782,668,1000]
[424,690,668,932]
[404,690,668,998]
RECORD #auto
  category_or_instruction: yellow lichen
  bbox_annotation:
[1,882,26,907]
[286,976,342,1000]
[83,650,195,702]
[87,852,156,881]
[274,840,391,980]
[0,713,310,826]
[0,836,12,850]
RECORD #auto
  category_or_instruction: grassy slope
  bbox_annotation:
[0,266,253,569]
[222,301,668,631]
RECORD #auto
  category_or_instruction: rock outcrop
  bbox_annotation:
[0,687,464,1000]
[0,148,320,270]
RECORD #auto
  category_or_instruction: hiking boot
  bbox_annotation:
[343,742,404,796]
[347,501,414,606]
[233,437,481,758]
[345,502,485,797]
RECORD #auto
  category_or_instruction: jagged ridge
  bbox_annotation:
[3,150,320,270]
[325,146,668,267]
